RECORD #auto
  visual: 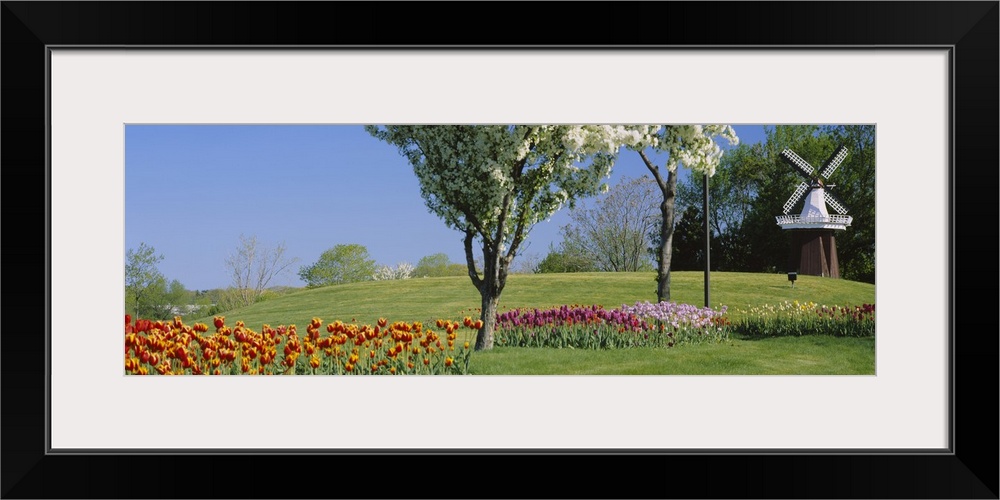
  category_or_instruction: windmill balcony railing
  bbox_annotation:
[775,214,853,226]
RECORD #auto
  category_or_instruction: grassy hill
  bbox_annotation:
[196,271,875,329]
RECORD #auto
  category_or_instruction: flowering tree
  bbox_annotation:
[365,125,647,350]
[627,125,739,302]
[372,262,415,281]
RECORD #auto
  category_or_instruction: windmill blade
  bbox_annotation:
[824,189,851,215]
[819,144,849,179]
[782,181,810,214]
[779,149,815,180]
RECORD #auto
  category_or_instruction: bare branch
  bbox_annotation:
[224,234,298,308]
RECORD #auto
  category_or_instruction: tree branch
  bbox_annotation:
[507,148,561,259]
[463,230,483,290]
[638,150,668,192]
[451,199,493,248]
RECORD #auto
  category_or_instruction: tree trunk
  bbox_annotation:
[463,230,508,351]
[638,150,677,304]
[655,174,677,303]
[476,291,500,350]
[475,247,510,350]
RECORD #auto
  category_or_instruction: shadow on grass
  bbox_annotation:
[731,333,875,342]
[731,334,805,342]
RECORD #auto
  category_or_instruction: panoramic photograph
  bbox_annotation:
[124,124,876,376]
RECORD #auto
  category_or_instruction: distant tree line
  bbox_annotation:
[125,238,499,321]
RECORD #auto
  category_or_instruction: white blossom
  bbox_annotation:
[632,124,738,176]
[372,262,414,281]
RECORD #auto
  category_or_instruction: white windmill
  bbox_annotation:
[775,144,853,278]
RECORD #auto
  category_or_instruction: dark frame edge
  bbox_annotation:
[2,1,997,499]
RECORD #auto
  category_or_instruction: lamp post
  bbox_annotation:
[704,173,710,308]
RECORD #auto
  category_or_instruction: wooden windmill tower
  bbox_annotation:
[775,145,853,278]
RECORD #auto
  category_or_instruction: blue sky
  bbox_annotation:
[125,125,767,290]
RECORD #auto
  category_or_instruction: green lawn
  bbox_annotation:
[468,336,875,375]
[192,271,876,375]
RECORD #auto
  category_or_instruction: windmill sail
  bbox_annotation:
[819,144,849,179]
[779,149,815,179]
[824,190,851,215]
[783,181,810,214]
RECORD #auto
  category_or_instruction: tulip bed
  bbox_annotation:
[732,300,875,338]
[124,299,876,375]
[492,302,731,349]
[124,314,478,375]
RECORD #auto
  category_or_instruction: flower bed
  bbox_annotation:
[732,301,875,338]
[492,302,730,349]
[124,314,476,375]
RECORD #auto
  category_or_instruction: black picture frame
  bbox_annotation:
[3,2,996,498]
